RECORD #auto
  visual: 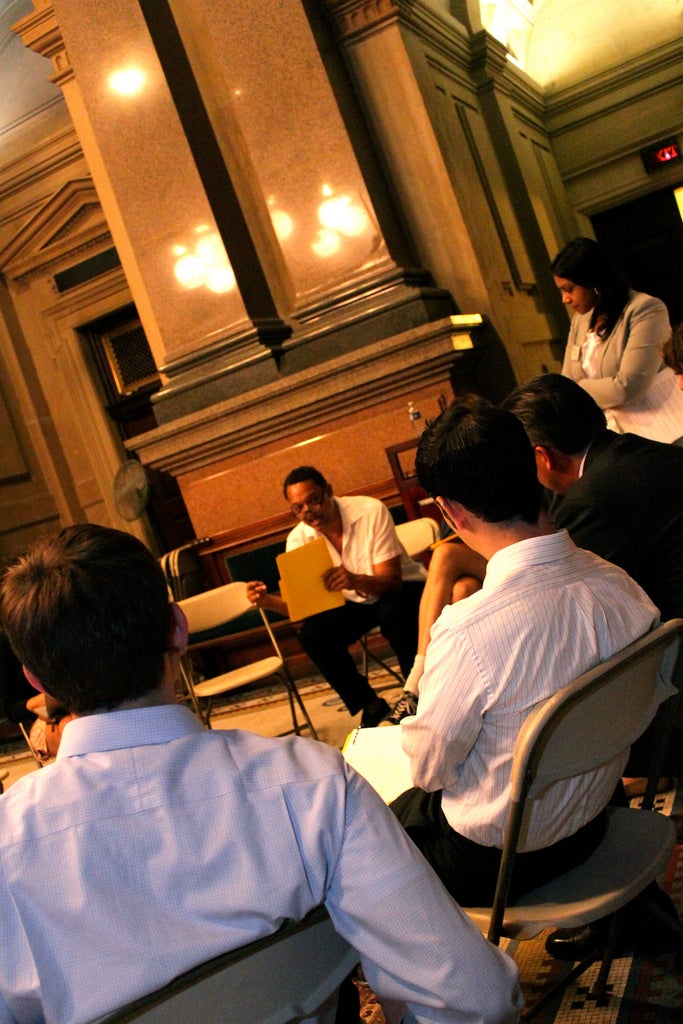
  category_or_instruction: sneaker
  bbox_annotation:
[385,691,418,725]
[360,697,390,728]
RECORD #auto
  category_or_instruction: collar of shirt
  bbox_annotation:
[57,703,203,760]
[578,438,596,478]
[482,529,574,592]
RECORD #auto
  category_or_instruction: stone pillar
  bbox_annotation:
[15,0,455,424]
[323,0,490,315]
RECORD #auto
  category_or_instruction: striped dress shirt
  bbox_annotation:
[401,530,662,850]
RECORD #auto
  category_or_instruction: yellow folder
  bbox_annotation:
[276,537,345,621]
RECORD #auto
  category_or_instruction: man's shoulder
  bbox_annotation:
[337,494,393,528]
[337,494,385,514]
[221,731,346,787]
[584,431,683,484]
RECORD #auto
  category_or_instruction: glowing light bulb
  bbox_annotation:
[271,209,294,241]
[206,264,236,293]
[318,194,370,237]
[108,67,146,96]
[174,253,205,289]
[311,229,341,258]
[195,233,226,266]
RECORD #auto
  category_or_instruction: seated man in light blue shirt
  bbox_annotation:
[0,524,521,1024]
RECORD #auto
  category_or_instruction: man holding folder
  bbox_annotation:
[247,465,425,726]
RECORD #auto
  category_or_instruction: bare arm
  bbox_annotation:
[245,580,289,617]
[416,540,486,656]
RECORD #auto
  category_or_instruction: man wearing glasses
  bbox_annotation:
[247,465,425,726]
[392,403,660,907]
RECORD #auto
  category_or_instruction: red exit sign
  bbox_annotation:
[641,138,681,172]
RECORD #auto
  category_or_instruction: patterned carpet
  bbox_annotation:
[357,787,683,1024]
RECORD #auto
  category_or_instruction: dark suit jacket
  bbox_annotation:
[548,430,683,621]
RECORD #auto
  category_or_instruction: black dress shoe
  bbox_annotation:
[545,924,606,962]
[360,697,390,728]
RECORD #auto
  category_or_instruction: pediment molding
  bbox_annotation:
[0,177,110,282]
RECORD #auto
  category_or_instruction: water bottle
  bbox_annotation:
[407,401,423,436]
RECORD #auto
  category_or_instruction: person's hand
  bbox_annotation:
[246,581,268,607]
[321,565,356,592]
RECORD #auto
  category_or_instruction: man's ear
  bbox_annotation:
[534,445,556,471]
[23,666,46,694]
[169,603,188,657]
[438,497,468,534]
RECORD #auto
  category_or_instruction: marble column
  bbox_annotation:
[16,0,455,425]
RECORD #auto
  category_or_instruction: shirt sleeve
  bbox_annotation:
[365,502,403,566]
[579,295,670,409]
[0,996,17,1024]
[400,619,487,793]
[325,765,522,1024]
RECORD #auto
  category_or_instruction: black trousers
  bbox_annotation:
[297,582,424,715]
[390,787,607,907]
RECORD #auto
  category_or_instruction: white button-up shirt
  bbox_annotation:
[0,705,521,1024]
[287,495,425,603]
[402,531,661,849]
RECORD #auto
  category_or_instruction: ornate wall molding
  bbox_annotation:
[0,177,109,282]
[323,0,400,43]
[130,315,466,474]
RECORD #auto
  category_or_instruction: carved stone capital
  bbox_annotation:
[323,0,400,44]
[11,0,73,84]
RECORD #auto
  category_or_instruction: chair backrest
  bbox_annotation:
[178,582,253,635]
[488,618,683,943]
[89,907,358,1024]
[159,540,211,601]
[511,618,683,803]
[395,517,440,557]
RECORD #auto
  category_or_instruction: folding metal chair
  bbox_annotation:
[358,517,438,683]
[178,582,318,738]
[89,906,358,1024]
[465,618,683,1019]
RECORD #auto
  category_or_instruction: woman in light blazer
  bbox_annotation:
[553,237,671,411]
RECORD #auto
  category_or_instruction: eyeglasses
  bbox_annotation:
[289,489,326,517]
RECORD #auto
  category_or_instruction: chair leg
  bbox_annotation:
[590,913,619,998]
[280,667,318,741]
[179,658,210,728]
[358,635,403,686]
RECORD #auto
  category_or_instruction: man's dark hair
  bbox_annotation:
[0,524,173,715]
[551,237,630,339]
[282,465,328,499]
[415,403,542,524]
[503,374,607,454]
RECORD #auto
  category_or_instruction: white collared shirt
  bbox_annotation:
[0,705,521,1024]
[287,495,425,603]
[401,531,661,849]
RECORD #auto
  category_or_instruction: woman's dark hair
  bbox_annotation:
[662,323,683,376]
[415,403,542,525]
[551,237,630,339]
[0,525,173,715]
[282,465,328,499]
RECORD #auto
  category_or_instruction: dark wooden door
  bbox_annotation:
[591,182,683,326]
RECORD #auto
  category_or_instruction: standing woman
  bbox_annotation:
[553,237,676,438]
